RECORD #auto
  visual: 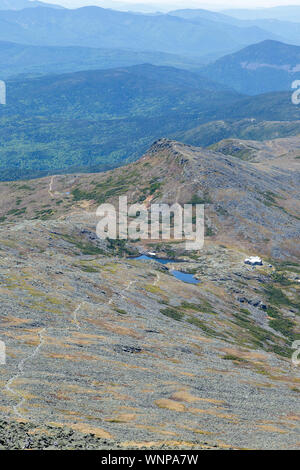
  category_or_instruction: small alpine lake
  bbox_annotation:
[132,255,200,285]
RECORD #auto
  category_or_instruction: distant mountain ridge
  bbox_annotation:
[0,6,281,58]
[170,8,300,49]
[0,64,240,180]
[223,5,300,22]
[0,40,202,79]
[0,0,63,9]
[202,40,300,95]
[169,8,241,25]
[1,64,300,181]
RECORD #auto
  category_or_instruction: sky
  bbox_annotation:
[41,0,300,11]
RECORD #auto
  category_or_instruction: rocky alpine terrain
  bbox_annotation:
[0,137,299,450]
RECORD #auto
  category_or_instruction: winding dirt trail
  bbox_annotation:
[72,303,83,331]
[72,277,138,329]
[154,272,160,286]
[120,280,136,301]
[5,328,46,419]
[5,263,155,419]
[48,176,55,197]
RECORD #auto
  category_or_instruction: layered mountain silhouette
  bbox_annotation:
[0,6,280,58]
[202,40,300,94]
[0,0,63,9]
[0,40,201,79]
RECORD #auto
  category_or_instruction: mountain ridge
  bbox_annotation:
[0,5,281,58]
[1,135,299,260]
[0,0,63,9]
[0,40,203,79]
[202,40,300,94]
[223,5,300,22]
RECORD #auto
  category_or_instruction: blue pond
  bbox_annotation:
[132,255,200,285]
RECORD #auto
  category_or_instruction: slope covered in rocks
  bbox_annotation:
[0,137,299,449]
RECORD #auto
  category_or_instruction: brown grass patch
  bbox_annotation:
[105,413,136,423]
[190,408,237,420]
[134,424,177,436]
[221,347,267,362]
[172,390,224,405]
[155,399,187,412]
[256,424,288,434]
[85,318,142,338]
[284,414,300,422]
[45,352,100,361]
[1,316,32,327]
[65,422,113,439]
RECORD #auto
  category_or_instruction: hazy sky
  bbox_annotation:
[43,0,300,11]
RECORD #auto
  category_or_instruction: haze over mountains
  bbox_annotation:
[0,41,201,79]
[170,8,300,50]
[0,4,300,64]
[0,6,283,58]
[0,4,300,182]
[202,40,300,95]
[0,0,63,9]
[224,5,300,23]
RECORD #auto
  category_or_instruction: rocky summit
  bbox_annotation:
[0,137,299,450]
